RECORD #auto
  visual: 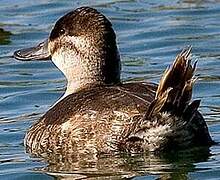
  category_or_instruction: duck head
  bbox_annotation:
[14,7,121,96]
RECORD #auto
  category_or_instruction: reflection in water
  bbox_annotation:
[35,147,211,179]
[0,28,12,45]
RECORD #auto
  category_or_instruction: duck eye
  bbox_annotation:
[60,29,65,35]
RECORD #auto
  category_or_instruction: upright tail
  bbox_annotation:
[146,46,198,119]
[124,47,214,152]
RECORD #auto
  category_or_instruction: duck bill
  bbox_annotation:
[13,39,51,61]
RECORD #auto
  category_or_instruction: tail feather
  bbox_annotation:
[145,88,171,119]
[182,99,201,123]
[151,46,198,117]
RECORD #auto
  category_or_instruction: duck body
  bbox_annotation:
[25,82,156,155]
[14,7,213,157]
[25,78,212,156]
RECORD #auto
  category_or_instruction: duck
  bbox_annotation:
[14,7,214,156]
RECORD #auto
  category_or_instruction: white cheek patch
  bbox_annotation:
[50,35,91,70]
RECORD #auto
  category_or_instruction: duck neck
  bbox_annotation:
[50,37,121,100]
[64,74,104,98]
[62,53,121,98]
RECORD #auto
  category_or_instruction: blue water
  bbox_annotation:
[0,0,220,179]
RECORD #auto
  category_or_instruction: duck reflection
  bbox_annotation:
[35,146,211,179]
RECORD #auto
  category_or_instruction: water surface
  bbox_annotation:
[0,0,220,179]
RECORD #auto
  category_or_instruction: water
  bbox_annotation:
[0,0,220,179]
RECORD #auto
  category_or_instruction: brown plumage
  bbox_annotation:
[25,47,213,156]
[13,7,213,158]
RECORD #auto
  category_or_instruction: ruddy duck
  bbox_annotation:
[14,7,213,156]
